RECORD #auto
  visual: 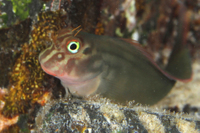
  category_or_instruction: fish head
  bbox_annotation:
[39,28,104,96]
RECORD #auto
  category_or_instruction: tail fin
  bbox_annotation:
[165,3,192,81]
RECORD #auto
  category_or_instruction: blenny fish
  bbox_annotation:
[39,25,192,105]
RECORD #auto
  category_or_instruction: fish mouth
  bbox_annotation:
[40,65,57,77]
[40,64,65,77]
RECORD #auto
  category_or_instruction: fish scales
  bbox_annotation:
[39,27,192,105]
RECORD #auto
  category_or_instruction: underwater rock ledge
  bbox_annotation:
[35,98,200,133]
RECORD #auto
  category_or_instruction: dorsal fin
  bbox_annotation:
[121,37,192,82]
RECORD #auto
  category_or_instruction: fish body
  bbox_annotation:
[39,27,192,105]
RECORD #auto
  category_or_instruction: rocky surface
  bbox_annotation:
[34,97,200,133]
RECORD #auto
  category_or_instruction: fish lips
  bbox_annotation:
[40,61,65,77]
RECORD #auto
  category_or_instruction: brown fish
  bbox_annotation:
[38,23,192,105]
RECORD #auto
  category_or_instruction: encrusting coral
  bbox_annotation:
[1,10,67,117]
[0,10,68,132]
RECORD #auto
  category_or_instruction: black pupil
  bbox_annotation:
[70,43,77,50]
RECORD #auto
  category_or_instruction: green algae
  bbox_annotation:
[9,0,32,20]
[0,12,8,28]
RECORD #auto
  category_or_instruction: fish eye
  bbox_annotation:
[67,41,80,53]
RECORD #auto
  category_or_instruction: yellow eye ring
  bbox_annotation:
[67,41,80,54]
